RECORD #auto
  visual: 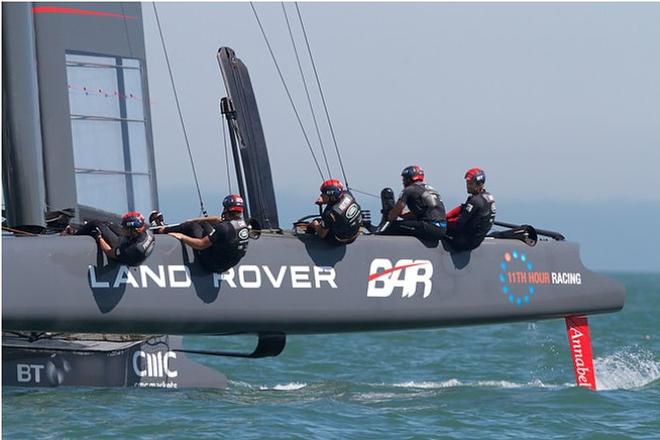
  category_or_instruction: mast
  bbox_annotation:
[220,97,249,219]
[2,2,47,231]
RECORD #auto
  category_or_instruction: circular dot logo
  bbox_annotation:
[499,250,535,306]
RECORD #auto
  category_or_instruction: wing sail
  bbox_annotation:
[217,47,279,229]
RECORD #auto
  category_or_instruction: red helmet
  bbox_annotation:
[465,168,486,184]
[222,194,245,213]
[121,211,145,230]
[401,165,424,182]
[320,179,344,201]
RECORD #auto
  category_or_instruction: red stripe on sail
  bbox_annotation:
[32,6,136,20]
[565,315,597,391]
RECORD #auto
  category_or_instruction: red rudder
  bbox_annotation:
[565,315,597,391]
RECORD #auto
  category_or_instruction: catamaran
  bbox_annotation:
[2,2,624,390]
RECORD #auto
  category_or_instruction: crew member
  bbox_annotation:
[380,165,447,243]
[164,195,249,273]
[65,211,155,266]
[308,179,362,245]
[446,167,496,251]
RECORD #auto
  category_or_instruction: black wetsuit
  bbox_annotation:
[320,191,362,244]
[166,219,249,272]
[381,182,447,243]
[75,221,155,265]
[447,191,496,251]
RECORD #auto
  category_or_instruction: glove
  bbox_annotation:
[89,227,102,240]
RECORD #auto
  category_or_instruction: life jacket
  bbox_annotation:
[227,219,250,256]
[200,219,249,272]
[465,191,496,246]
[211,219,249,255]
[325,192,362,241]
[404,182,446,222]
[115,231,155,266]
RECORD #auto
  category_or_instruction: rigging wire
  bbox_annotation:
[295,3,350,188]
[349,187,381,199]
[249,2,325,181]
[281,2,331,178]
[221,116,232,193]
[152,2,207,216]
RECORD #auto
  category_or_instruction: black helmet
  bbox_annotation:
[222,194,245,213]
[401,165,424,183]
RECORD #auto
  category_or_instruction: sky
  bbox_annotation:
[141,2,660,272]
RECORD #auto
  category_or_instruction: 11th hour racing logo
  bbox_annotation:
[499,250,582,306]
[367,258,433,298]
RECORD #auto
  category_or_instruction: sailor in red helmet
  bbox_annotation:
[380,165,447,244]
[446,167,496,250]
[308,179,362,244]
[65,211,155,266]
[164,194,249,273]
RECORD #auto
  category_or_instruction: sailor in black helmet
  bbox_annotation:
[446,167,496,251]
[165,195,249,273]
[65,211,155,266]
[308,179,362,244]
[380,165,447,243]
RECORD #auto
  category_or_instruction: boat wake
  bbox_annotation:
[227,348,659,395]
[258,382,308,391]
[391,379,553,389]
[594,347,660,390]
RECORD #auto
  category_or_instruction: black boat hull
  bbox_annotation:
[2,334,226,389]
[2,233,624,335]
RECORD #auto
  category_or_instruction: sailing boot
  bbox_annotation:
[149,211,165,229]
[378,187,396,230]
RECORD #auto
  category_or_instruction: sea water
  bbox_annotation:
[3,273,659,439]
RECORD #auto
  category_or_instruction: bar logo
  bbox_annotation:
[367,258,433,298]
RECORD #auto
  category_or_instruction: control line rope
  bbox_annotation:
[295,3,349,187]
[152,2,207,216]
[349,187,380,199]
[281,2,331,178]
[250,2,325,180]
